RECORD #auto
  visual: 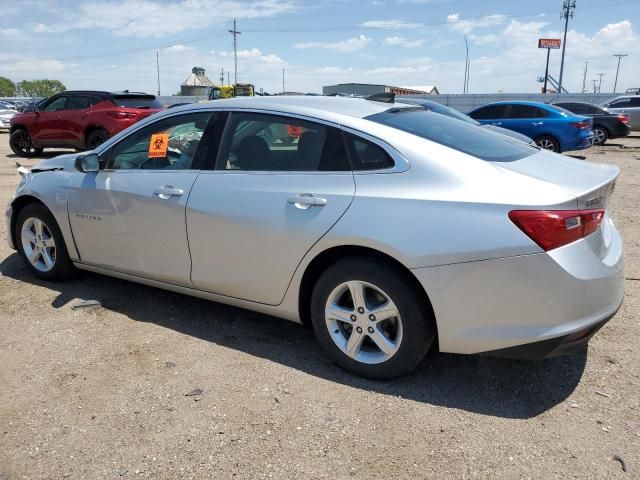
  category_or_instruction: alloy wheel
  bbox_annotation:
[324,280,403,364]
[593,128,606,145]
[20,217,57,272]
[537,139,556,151]
[12,130,39,156]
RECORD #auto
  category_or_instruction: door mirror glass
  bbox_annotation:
[75,153,100,172]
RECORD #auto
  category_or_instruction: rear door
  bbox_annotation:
[68,110,217,285]
[63,95,91,146]
[187,110,355,305]
[506,104,549,137]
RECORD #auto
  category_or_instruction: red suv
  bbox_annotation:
[9,90,164,157]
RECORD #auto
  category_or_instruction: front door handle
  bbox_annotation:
[287,194,327,209]
[153,186,184,199]
[532,122,544,126]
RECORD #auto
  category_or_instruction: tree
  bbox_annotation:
[17,79,66,98]
[0,77,16,97]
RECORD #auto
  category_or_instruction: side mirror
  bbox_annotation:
[75,153,100,173]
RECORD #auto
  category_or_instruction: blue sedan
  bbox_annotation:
[469,101,594,153]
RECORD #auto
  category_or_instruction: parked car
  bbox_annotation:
[624,88,639,95]
[399,98,534,144]
[7,96,623,379]
[554,101,630,145]
[601,96,640,131]
[9,90,164,157]
[0,107,18,130]
[468,101,594,153]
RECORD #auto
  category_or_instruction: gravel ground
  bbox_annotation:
[0,132,639,480]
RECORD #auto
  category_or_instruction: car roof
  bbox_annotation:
[176,95,403,120]
[484,101,551,106]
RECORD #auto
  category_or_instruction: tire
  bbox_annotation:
[15,203,75,281]
[310,257,435,380]
[592,126,609,146]
[86,129,109,150]
[9,129,44,158]
[534,135,560,153]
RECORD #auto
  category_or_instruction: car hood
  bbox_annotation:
[29,152,83,173]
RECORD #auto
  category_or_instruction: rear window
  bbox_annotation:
[112,95,163,109]
[366,107,538,162]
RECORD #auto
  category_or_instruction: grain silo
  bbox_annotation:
[181,67,214,96]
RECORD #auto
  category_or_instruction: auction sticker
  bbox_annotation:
[149,134,169,158]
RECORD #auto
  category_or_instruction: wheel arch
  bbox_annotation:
[10,195,47,249]
[297,245,438,346]
[10,124,28,134]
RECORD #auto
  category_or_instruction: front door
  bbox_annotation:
[187,111,355,305]
[31,95,68,143]
[67,110,216,285]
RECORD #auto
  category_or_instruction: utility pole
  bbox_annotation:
[592,79,597,93]
[558,0,576,94]
[228,19,241,85]
[463,35,469,94]
[282,68,286,94]
[581,61,588,93]
[597,72,605,93]
[613,54,627,93]
[227,72,230,85]
[220,68,224,85]
[156,49,161,96]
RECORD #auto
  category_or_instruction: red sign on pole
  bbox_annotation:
[538,38,561,49]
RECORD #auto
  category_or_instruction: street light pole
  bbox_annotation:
[156,49,161,96]
[282,68,286,94]
[613,54,627,93]
[463,35,469,94]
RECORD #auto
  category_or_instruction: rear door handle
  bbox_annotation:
[153,186,184,199]
[287,194,327,209]
[532,122,544,126]
[491,122,502,126]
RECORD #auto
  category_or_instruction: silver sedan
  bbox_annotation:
[6,96,624,379]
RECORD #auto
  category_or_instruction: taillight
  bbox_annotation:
[509,209,605,251]
[107,111,138,120]
[617,114,630,124]
[571,121,591,129]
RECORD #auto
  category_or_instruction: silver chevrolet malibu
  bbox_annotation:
[6,96,624,379]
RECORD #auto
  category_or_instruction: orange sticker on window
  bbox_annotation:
[148,133,169,158]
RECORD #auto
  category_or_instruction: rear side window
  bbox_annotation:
[344,132,394,170]
[112,95,163,109]
[66,96,89,110]
[367,108,537,162]
[217,112,350,171]
[469,104,509,119]
[609,98,633,108]
[509,104,541,118]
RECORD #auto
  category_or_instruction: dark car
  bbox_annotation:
[399,98,534,144]
[554,101,630,145]
[469,101,593,153]
[9,91,164,157]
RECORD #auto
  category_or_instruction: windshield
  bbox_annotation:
[112,95,163,109]
[366,107,538,162]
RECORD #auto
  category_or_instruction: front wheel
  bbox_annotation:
[310,257,435,380]
[15,203,75,281]
[9,129,44,158]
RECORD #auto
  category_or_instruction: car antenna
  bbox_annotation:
[365,92,395,103]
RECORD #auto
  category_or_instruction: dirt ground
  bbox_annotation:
[0,131,638,480]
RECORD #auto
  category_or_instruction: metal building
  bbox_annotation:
[322,83,439,96]
[180,67,215,97]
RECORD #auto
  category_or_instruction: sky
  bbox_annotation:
[1,0,639,96]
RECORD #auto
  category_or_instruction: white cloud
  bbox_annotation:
[31,0,296,37]
[361,19,423,29]
[217,48,284,63]
[383,36,424,48]
[447,13,507,34]
[293,35,372,52]
[163,44,194,53]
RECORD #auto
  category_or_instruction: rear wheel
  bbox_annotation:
[534,135,560,153]
[86,129,109,150]
[15,203,75,281]
[592,126,609,146]
[9,129,44,158]
[310,257,435,380]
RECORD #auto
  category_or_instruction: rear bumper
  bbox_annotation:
[477,306,618,359]
[609,124,631,138]
[412,216,624,355]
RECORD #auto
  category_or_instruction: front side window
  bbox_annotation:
[43,97,67,112]
[367,107,537,162]
[107,112,214,170]
[217,112,350,171]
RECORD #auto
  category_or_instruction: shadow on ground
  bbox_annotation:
[0,253,587,419]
